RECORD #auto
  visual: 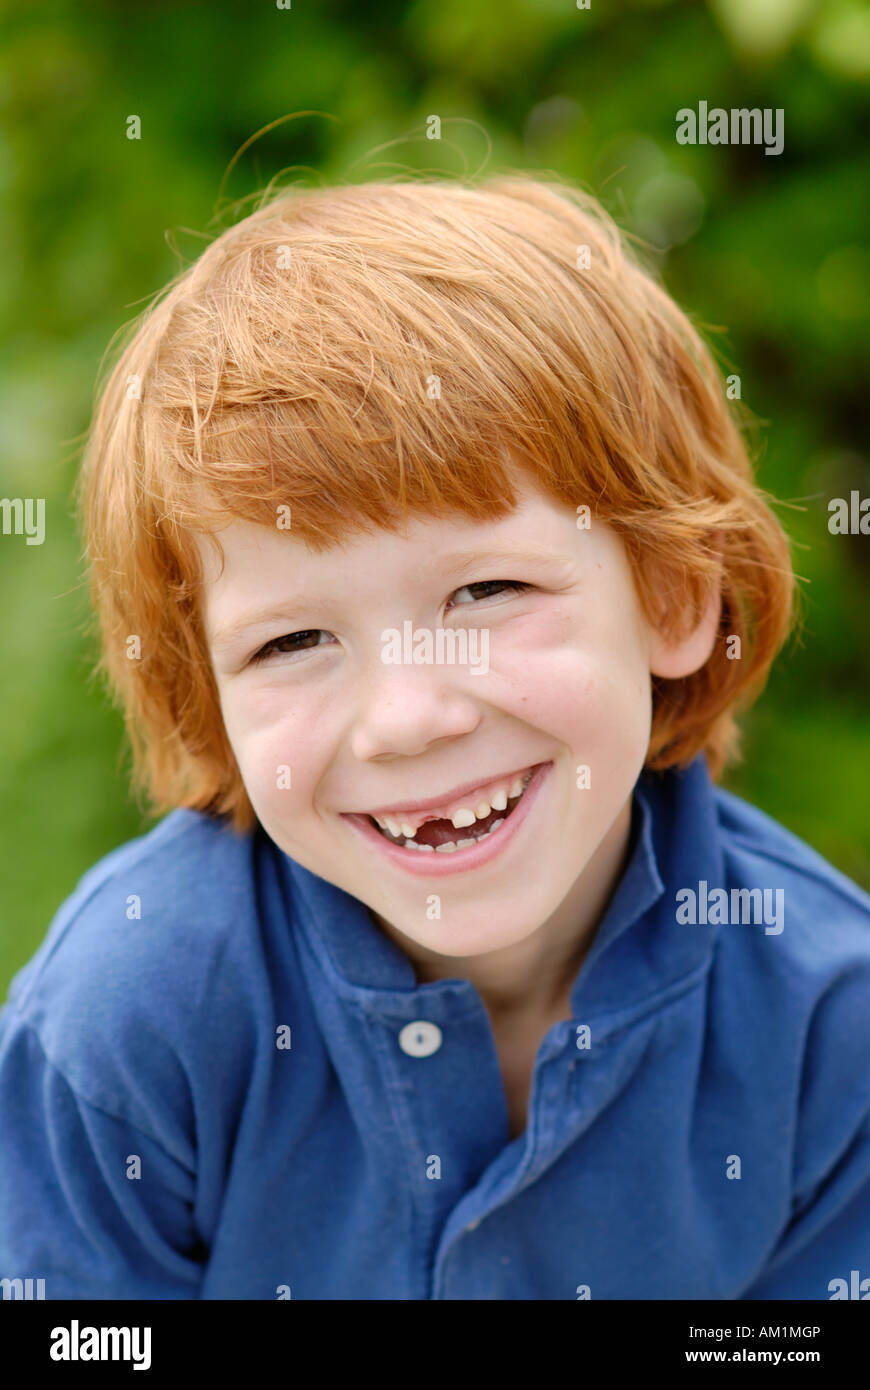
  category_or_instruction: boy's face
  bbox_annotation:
[197,475,709,971]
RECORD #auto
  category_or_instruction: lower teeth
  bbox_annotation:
[405,818,506,853]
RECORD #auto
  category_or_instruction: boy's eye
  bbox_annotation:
[249,630,333,664]
[447,579,531,608]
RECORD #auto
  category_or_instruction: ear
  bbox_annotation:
[649,582,721,678]
[648,541,723,679]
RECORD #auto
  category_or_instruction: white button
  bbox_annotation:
[398,1020,442,1057]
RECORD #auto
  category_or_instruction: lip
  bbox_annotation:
[358,762,540,820]
[341,761,552,878]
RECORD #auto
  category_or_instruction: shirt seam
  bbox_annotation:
[8,1008,193,1168]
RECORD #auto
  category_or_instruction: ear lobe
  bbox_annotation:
[649,580,721,678]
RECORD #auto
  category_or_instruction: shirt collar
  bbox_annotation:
[570,755,723,1022]
[276,755,723,1015]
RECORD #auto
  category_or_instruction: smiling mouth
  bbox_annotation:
[366,769,535,854]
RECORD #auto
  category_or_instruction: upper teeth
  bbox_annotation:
[373,771,532,839]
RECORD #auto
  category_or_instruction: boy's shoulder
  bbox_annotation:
[8,807,261,1012]
[713,782,870,918]
[1,808,270,1127]
[708,784,870,1200]
[709,779,870,1000]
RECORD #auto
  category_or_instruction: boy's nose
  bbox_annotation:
[349,662,482,761]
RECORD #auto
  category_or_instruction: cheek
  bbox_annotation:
[218,684,327,818]
[490,604,652,755]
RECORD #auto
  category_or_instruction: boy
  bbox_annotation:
[1,174,868,1300]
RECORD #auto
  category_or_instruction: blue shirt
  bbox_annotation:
[1,755,869,1300]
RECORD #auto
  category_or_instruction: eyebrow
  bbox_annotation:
[209,606,310,654]
[208,546,565,652]
[436,545,561,571]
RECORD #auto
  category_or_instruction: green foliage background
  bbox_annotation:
[1,0,868,993]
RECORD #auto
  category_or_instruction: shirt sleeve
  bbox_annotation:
[0,1010,205,1299]
[738,952,870,1301]
[739,1121,870,1298]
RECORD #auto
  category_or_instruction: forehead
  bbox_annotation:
[193,479,581,588]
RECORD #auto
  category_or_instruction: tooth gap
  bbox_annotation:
[370,770,534,844]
